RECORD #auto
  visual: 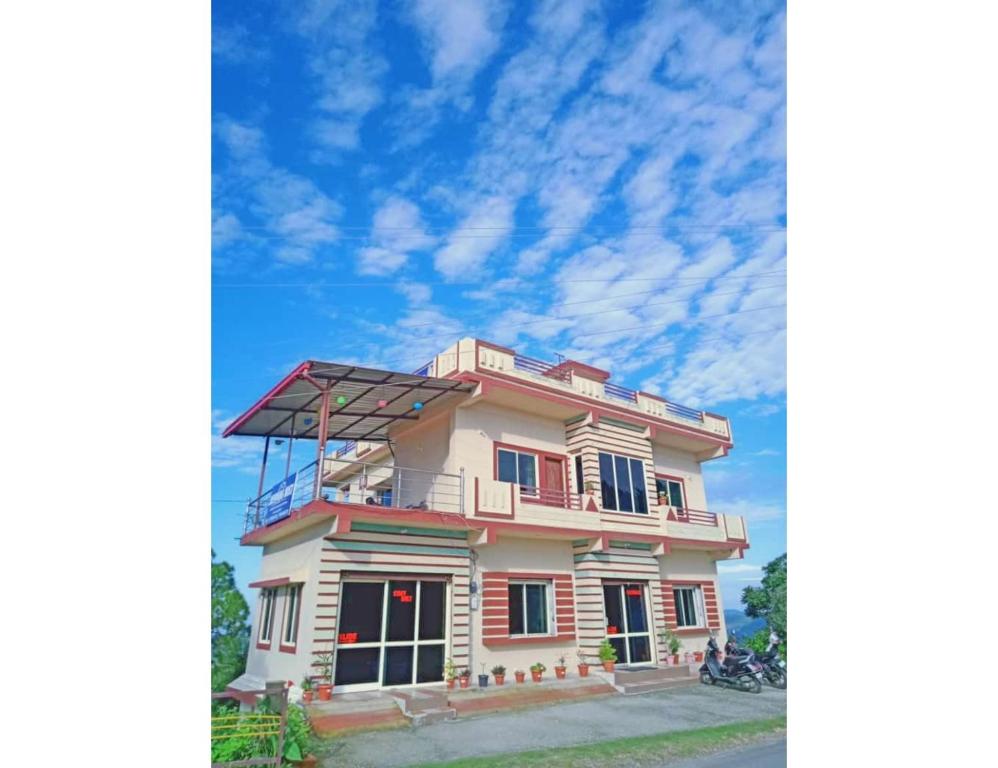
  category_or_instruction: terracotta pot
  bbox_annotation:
[578,664,590,677]
[494,674,505,685]
[317,683,332,701]
[459,676,470,689]
[302,690,314,703]
[514,671,526,683]
[694,652,704,662]
[554,666,567,679]
[531,671,543,683]
[602,661,615,672]
[288,755,319,768]
[672,654,680,665]
[446,678,456,690]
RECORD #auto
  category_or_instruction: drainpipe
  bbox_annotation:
[254,435,271,526]
[468,549,479,680]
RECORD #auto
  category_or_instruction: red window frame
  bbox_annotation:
[493,441,571,500]
[654,473,687,509]
[481,571,577,646]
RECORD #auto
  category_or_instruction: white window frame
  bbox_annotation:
[673,585,706,628]
[598,451,648,514]
[258,589,276,645]
[507,580,554,638]
[496,448,540,490]
[281,584,302,647]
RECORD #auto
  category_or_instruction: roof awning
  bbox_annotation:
[221,360,474,441]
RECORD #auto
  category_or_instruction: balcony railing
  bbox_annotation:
[665,402,703,423]
[333,440,357,458]
[519,485,583,511]
[244,460,319,533]
[513,354,572,382]
[664,506,718,527]
[320,457,465,516]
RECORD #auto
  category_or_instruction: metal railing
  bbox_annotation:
[665,506,718,527]
[519,485,584,510]
[412,361,433,376]
[665,401,704,423]
[211,683,288,768]
[244,460,319,534]
[334,440,357,458]
[320,456,465,515]
[513,353,572,382]
[604,381,638,402]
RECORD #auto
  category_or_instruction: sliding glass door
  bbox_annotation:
[603,582,653,665]
[334,578,448,691]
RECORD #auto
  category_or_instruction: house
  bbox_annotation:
[222,338,748,694]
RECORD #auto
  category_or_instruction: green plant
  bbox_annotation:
[556,655,566,667]
[659,627,682,656]
[598,639,617,662]
[530,662,546,673]
[212,551,250,692]
[744,628,787,658]
[211,699,315,765]
[459,667,472,678]
[300,676,312,692]
[576,648,589,665]
[491,664,506,675]
[742,553,787,643]
[444,657,458,681]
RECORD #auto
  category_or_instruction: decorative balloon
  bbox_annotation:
[336,395,347,405]
[413,401,424,410]
[377,399,389,408]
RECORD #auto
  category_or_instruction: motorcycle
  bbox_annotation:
[699,634,763,693]
[726,630,787,689]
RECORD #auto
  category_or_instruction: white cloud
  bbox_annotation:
[434,195,514,280]
[710,497,785,523]
[211,410,263,474]
[357,196,436,276]
[409,0,508,82]
[717,563,762,575]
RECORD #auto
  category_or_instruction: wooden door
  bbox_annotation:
[543,457,565,492]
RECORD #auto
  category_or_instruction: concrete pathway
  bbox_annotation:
[319,685,787,768]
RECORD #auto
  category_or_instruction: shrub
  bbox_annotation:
[491,664,506,675]
[598,639,618,662]
[210,699,314,765]
[530,662,546,673]
[659,627,682,655]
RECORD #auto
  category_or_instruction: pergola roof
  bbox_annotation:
[221,361,474,441]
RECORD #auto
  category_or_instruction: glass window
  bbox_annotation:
[497,448,538,489]
[656,477,685,509]
[386,580,417,642]
[598,452,649,514]
[282,585,301,646]
[575,455,584,494]
[258,589,276,645]
[418,581,445,641]
[507,582,550,636]
[674,586,704,628]
[338,582,384,643]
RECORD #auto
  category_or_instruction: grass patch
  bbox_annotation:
[407,716,786,768]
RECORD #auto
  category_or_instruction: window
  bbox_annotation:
[257,589,276,646]
[281,585,302,649]
[574,455,584,494]
[507,582,550,636]
[598,452,648,514]
[497,448,538,490]
[655,477,686,509]
[673,586,705,628]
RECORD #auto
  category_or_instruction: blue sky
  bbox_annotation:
[211,0,786,613]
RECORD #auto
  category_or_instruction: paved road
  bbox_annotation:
[320,685,787,768]
[659,738,786,767]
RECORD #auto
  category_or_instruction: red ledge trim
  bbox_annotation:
[482,635,575,646]
[547,359,611,382]
[222,361,313,438]
[255,641,271,650]
[248,577,292,589]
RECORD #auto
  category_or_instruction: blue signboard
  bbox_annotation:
[262,472,297,525]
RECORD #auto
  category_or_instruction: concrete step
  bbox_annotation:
[618,675,700,696]
[388,688,450,715]
[408,706,457,727]
[613,664,697,685]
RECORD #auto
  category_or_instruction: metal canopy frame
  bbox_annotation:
[221,361,475,499]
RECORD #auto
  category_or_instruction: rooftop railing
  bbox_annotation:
[244,460,319,534]
[665,506,718,527]
[333,440,357,458]
[604,381,638,403]
[513,353,572,382]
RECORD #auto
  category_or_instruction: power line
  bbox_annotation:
[213,268,786,289]
[227,223,787,234]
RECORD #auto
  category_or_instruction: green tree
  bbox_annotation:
[741,553,787,642]
[212,550,250,691]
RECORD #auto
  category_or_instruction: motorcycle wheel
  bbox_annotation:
[699,671,713,685]
[766,668,787,689]
[743,676,762,694]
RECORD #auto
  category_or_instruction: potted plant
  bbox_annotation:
[577,648,590,677]
[445,657,457,689]
[491,664,506,685]
[514,669,526,684]
[584,480,596,494]
[300,676,314,704]
[598,639,617,672]
[478,663,489,688]
[660,627,682,665]
[314,650,334,700]
[458,667,472,689]
[694,650,704,663]
[554,655,567,679]
[529,662,546,682]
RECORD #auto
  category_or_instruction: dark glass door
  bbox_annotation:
[602,583,652,665]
